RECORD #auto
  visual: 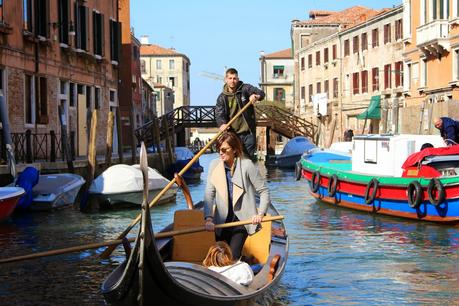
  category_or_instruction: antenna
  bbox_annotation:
[199,71,224,81]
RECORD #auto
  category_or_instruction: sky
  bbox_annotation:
[131,0,401,106]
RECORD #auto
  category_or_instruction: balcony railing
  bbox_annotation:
[416,20,449,48]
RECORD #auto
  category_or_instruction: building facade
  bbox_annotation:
[259,48,294,110]
[402,0,459,135]
[1,0,121,157]
[141,78,156,123]
[153,83,174,116]
[140,38,190,113]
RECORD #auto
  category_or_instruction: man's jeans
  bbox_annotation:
[239,133,256,161]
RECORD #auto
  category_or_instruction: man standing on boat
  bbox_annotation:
[433,117,459,145]
[216,68,265,160]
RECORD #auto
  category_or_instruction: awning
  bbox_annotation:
[356,95,381,119]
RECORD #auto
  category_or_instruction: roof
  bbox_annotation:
[263,48,292,59]
[295,6,388,29]
[140,44,191,63]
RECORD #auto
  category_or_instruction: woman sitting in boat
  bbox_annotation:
[203,241,254,286]
[204,131,271,260]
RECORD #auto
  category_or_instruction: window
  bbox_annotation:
[86,86,92,108]
[316,82,321,94]
[405,63,412,91]
[384,24,391,44]
[169,59,175,70]
[372,67,379,91]
[315,51,320,66]
[361,33,368,51]
[300,86,305,100]
[421,58,427,87]
[69,82,76,107]
[432,0,448,20]
[333,78,338,98]
[273,88,285,101]
[308,54,312,68]
[332,44,337,60]
[308,84,313,102]
[109,19,121,62]
[75,3,89,50]
[93,11,104,56]
[361,70,368,93]
[169,77,175,87]
[455,49,459,80]
[23,0,48,37]
[344,39,350,56]
[273,65,284,78]
[301,57,305,71]
[141,60,146,73]
[353,72,359,95]
[324,48,329,63]
[157,76,162,84]
[372,28,379,48]
[353,36,359,54]
[95,87,101,109]
[132,46,139,59]
[109,89,117,106]
[395,19,403,40]
[324,80,329,95]
[25,75,48,125]
[395,61,403,87]
[58,0,70,44]
[0,68,5,98]
[384,64,391,89]
[156,60,162,70]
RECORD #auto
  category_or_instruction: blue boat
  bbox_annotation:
[266,136,315,169]
[168,147,204,183]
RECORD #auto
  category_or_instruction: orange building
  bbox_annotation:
[403,0,459,134]
[0,0,121,158]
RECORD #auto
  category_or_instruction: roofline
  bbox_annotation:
[140,53,191,64]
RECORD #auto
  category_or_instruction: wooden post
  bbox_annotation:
[163,116,174,165]
[50,130,56,162]
[115,107,123,164]
[130,111,136,165]
[152,116,165,173]
[26,129,32,163]
[87,110,98,190]
[105,111,114,169]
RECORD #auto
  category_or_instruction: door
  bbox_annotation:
[110,106,119,156]
[77,94,87,156]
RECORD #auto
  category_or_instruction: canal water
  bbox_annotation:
[1,153,459,305]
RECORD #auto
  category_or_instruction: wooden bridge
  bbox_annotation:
[135,104,316,147]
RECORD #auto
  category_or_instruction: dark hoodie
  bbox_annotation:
[215,81,265,135]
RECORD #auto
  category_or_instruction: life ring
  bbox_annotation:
[295,162,302,181]
[407,181,423,209]
[427,178,445,206]
[310,171,321,193]
[327,174,339,197]
[364,178,379,205]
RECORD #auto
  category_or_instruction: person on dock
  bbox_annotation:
[433,117,459,145]
[204,131,270,260]
[203,241,254,286]
[215,68,265,160]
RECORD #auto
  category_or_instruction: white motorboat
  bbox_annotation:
[88,164,177,207]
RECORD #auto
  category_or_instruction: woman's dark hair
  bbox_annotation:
[217,131,243,158]
[421,143,434,150]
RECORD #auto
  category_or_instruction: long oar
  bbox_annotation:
[138,142,149,306]
[0,215,283,265]
[100,99,257,259]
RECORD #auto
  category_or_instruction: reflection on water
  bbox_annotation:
[1,154,459,305]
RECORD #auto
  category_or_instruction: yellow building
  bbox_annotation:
[403,0,459,134]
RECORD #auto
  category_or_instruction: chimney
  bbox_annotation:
[140,35,149,45]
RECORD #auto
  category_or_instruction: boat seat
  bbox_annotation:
[171,210,216,264]
[241,214,272,264]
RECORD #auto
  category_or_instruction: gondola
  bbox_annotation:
[101,146,288,305]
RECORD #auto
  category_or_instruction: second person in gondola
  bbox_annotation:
[204,131,271,260]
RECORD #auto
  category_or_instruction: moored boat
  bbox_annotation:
[168,147,204,183]
[266,136,315,169]
[0,187,25,222]
[298,134,459,224]
[89,164,177,207]
[101,200,288,305]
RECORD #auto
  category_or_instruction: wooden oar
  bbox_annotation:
[174,173,193,210]
[138,142,149,305]
[100,99,257,259]
[0,215,283,264]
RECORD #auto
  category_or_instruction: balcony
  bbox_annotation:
[416,20,450,56]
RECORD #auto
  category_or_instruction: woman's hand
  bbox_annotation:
[251,214,263,225]
[205,219,215,231]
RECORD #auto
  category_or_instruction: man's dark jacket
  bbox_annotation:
[215,81,265,135]
[440,116,459,144]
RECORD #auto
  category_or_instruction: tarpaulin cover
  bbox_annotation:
[402,145,459,169]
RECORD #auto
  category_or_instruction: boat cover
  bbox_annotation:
[0,187,25,200]
[15,166,39,209]
[175,147,195,161]
[89,164,173,194]
[305,150,351,163]
[280,136,315,157]
[402,145,459,169]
